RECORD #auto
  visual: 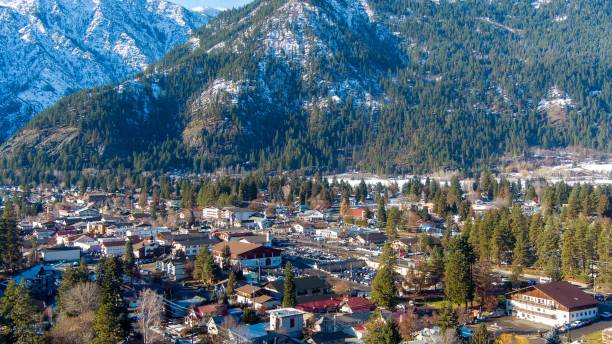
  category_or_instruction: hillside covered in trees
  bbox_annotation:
[0,0,610,184]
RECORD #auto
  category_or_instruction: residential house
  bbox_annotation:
[269,308,306,337]
[506,281,599,327]
[72,235,100,253]
[340,297,375,313]
[100,240,126,257]
[315,228,346,240]
[172,235,220,256]
[133,239,159,258]
[355,232,386,245]
[156,259,187,281]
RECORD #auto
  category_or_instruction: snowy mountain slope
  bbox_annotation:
[0,0,216,141]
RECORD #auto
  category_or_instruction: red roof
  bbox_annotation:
[344,297,375,312]
[347,208,366,218]
[296,298,341,313]
[192,304,228,319]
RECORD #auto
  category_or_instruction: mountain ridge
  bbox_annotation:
[0,0,610,183]
[0,0,217,141]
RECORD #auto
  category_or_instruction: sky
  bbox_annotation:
[171,0,253,10]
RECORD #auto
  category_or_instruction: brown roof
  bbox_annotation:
[253,295,275,304]
[236,284,262,297]
[535,281,597,310]
[212,241,260,257]
[509,281,598,311]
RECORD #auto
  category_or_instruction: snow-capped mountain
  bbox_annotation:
[0,0,217,141]
[1,0,609,177]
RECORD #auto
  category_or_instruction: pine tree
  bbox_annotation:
[444,237,473,307]
[471,324,489,344]
[93,257,128,343]
[372,243,397,309]
[0,281,44,344]
[437,302,458,333]
[122,240,135,275]
[0,203,22,273]
[282,262,296,307]
[194,247,216,287]
[377,197,387,228]
[364,317,402,344]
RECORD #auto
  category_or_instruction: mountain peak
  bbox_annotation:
[0,0,215,141]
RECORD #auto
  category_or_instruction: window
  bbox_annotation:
[290,318,295,328]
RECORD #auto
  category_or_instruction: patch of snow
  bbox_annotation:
[537,86,574,112]
[532,0,552,9]
[553,15,567,22]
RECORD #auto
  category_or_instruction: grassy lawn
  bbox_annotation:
[578,330,602,344]
[424,300,464,310]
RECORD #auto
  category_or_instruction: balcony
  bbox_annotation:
[510,297,557,310]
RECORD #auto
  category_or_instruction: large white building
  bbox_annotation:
[506,281,598,327]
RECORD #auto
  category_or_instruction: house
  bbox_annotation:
[211,241,282,270]
[172,235,220,256]
[346,208,368,220]
[506,281,599,327]
[156,259,187,281]
[72,235,100,253]
[206,315,240,336]
[186,304,228,327]
[315,228,346,240]
[133,240,159,258]
[100,240,126,257]
[202,207,222,220]
[340,297,375,313]
[236,285,265,304]
[293,222,316,235]
[269,308,306,337]
[296,299,341,313]
[264,276,332,303]
[307,332,350,344]
[125,226,171,238]
[355,232,386,245]
[228,323,268,344]
[42,246,81,262]
[75,207,100,218]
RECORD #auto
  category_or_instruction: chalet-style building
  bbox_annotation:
[211,241,282,269]
[506,281,598,327]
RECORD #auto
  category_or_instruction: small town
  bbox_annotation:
[0,172,609,344]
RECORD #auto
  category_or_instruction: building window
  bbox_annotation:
[290,318,295,328]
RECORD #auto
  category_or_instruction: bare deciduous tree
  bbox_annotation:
[62,282,100,316]
[138,289,164,344]
[47,311,96,344]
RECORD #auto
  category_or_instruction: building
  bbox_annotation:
[172,235,220,256]
[202,207,222,220]
[264,276,332,303]
[156,259,187,281]
[506,281,599,327]
[340,297,375,313]
[355,232,387,245]
[315,228,346,240]
[100,240,126,257]
[269,308,306,337]
[211,241,282,270]
[42,246,81,262]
